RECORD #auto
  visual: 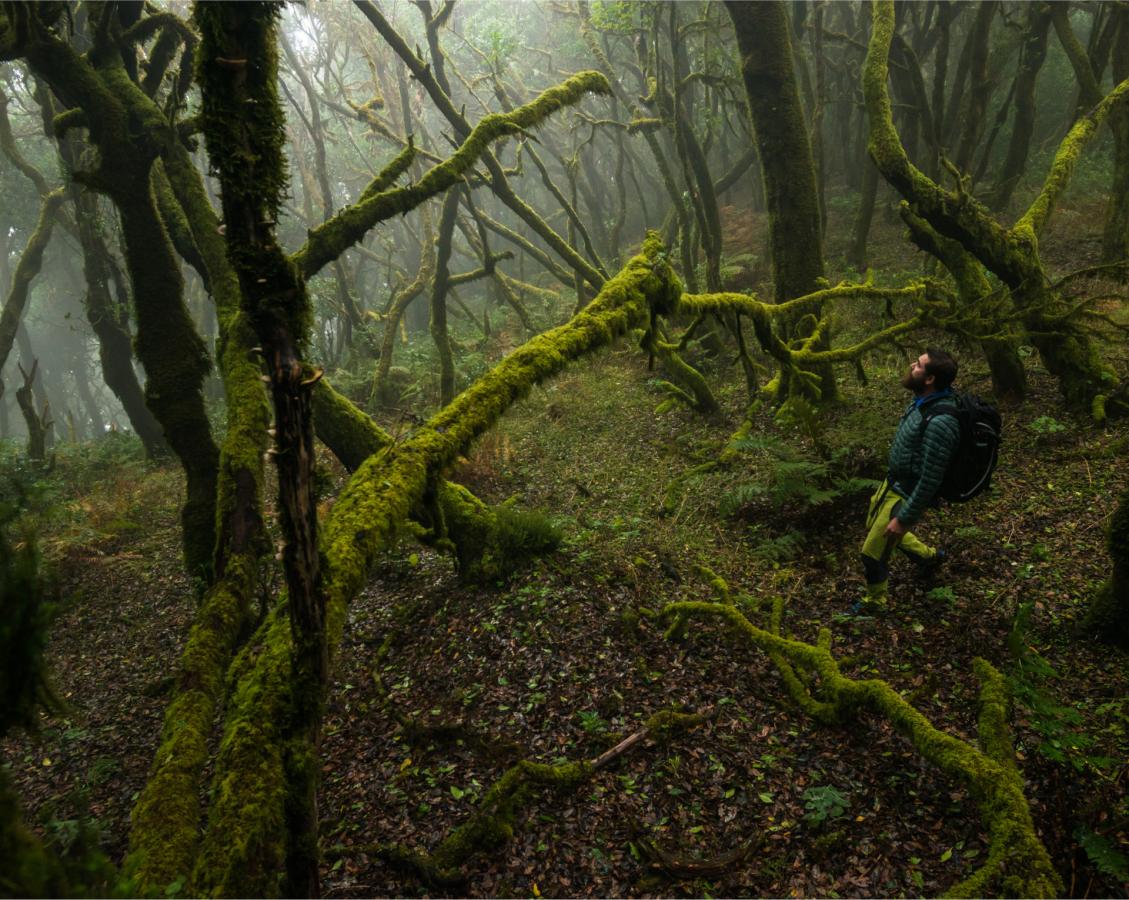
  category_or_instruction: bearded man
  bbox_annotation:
[856,348,960,612]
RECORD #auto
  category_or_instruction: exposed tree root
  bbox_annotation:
[633,831,760,879]
[348,708,708,889]
[659,586,1061,898]
[369,633,525,761]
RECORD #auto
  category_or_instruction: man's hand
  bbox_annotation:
[885,517,907,538]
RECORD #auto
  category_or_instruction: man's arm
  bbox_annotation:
[885,413,961,534]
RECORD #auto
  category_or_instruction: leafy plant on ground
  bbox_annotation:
[722,434,877,519]
[1074,824,1129,884]
[1007,603,1117,774]
[802,785,849,825]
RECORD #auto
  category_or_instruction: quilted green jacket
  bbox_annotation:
[887,391,961,526]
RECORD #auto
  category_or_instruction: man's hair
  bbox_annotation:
[924,347,958,390]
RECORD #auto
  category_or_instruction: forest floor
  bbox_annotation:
[3,204,1129,898]
[4,342,1128,898]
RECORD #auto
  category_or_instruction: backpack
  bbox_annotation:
[920,392,1002,504]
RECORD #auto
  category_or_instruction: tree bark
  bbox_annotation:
[431,189,460,407]
[196,5,325,894]
[18,14,220,581]
[726,0,835,403]
[987,4,1052,212]
[1084,483,1129,647]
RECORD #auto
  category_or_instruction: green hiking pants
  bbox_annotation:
[860,479,938,601]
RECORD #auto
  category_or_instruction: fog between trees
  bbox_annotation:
[1,1,1128,897]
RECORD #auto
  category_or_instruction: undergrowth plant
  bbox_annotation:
[1007,602,1118,774]
[722,434,878,518]
[0,504,113,896]
[1007,601,1128,883]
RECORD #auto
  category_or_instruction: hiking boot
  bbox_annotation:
[847,594,887,617]
[915,548,947,575]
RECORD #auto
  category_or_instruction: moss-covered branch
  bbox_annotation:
[0,189,63,388]
[192,236,679,896]
[1014,75,1129,242]
[680,283,924,320]
[372,207,435,406]
[373,707,705,885]
[660,597,1060,898]
[358,139,416,202]
[0,85,50,196]
[478,210,575,287]
[864,0,1122,415]
[293,71,610,280]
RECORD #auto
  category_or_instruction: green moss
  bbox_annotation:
[1015,75,1129,240]
[311,380,393,472]
[125,572,260,894]
[660,598,1060,897]
[294,70,611,279]
[191,237,678,895]
[359,139,417,202]
[192,609,293,897]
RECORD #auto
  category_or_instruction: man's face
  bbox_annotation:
[901,353,933,394]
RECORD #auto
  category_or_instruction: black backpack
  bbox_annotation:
[920,392,1002,504]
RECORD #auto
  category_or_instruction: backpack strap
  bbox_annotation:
[918,400,958,433]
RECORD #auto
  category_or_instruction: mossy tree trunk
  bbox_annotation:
[68,183,168,458]
[12,9,221,581]
[0,189,63,409]
[1102,8,1129,265]
[431,189,460,408]
[902,209,1027,401]
[195,5,326,894]
[191,19,612,892]
[15,361,50,462]
[725,0,836,404]
[725,0,824,303]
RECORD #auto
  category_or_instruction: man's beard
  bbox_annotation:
[902,369,927,393]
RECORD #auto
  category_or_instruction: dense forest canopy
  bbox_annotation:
[0,0,1127,897]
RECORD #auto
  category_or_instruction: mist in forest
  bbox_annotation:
[1,2,1128,898]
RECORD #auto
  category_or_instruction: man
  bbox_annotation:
[857,348,960,612]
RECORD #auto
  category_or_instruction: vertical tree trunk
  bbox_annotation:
[1084,483,1129,647]
[431,190,460,407]
[726,0,835,402]
[953,1,996,172]
[849,159,879,270]
[71,347,105,438]
[726,0,823,302]
[1102,9,1129,264]
[15,361,50,462]
[71,187,168,457]
[196,7,326,892]
[988,5,1052,211]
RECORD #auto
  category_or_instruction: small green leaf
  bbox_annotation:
[450,786,465,799]
[758,792,774,803]
[940,848,952,862]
